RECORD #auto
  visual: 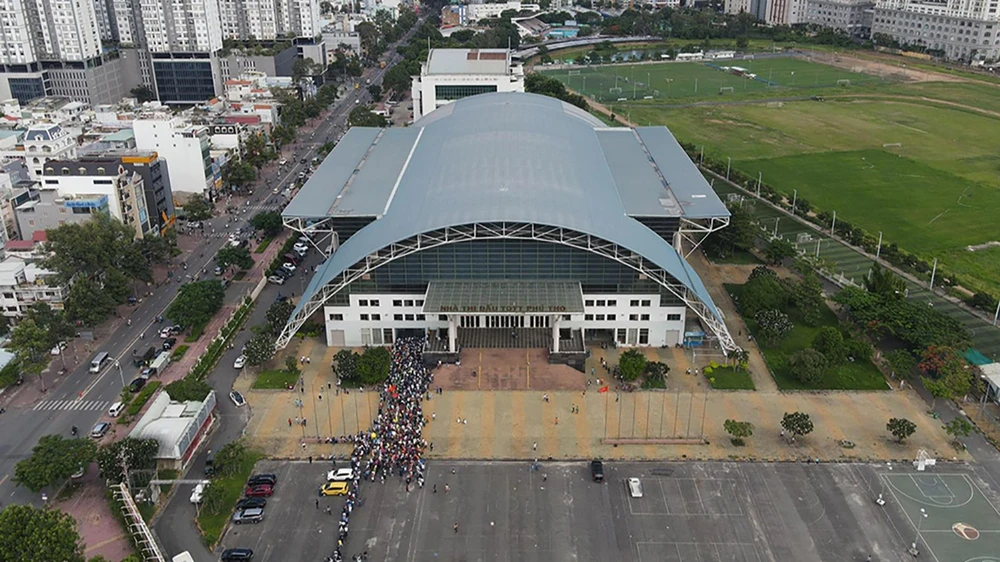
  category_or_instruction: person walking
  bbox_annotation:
[532,441,537,451]
[453,523,459,533]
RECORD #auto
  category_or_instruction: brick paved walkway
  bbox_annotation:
[56,464,132,562]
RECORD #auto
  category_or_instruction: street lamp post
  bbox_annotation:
[114,361,125,388]
[909,508,927,556]
[726,157,731,180]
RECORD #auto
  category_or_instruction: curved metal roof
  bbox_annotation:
[295,92,722,319]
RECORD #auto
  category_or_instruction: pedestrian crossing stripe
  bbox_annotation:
[32,399,110,412]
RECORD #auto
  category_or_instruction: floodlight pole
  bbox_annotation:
[791,189,797,215]
[773,217,780,238]
[929,258,938,290]
[831,211,837,235]
[756,172,761,197]
[699,145,704,164]
[815,238,821,257]
[876,231,883,259]
[726,157,731,180]
[993,299,1000,326]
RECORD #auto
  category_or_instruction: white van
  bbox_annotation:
[108,401,125,417]
[89,352,110,373]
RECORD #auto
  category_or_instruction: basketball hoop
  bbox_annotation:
[914,449,936,471]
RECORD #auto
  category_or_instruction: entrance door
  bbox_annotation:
[329,329,346,347]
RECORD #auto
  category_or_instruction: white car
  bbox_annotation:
[190,481,210,504]
[326,468,354,482]
[159,327,173,339]
[279,158,288,166]
[293,242,309,253]
[50,341,67,355]
[233,355,247,369]
[627,477,643,498]
[267,275,286,285]
[229,391,246,407]
[281,262,296,273]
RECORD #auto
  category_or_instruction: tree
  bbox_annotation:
[182,195,213,221]
[724,419,754,446]
[250,211,283,237]
[618,349,648,382]
[525,73,588,110]
[645,361,669,382]
[788,348,828,385]
[13,435,97,492]
[129,85,156,103]
[213,441,248,478]
[199,480,227,514]
[348,105,387,127]
[785,273,824,326]
[763,237,796,265]
[736,268,786,318]
[284,355,299,374]
[922,376,953,409]
[729,348,750,369]
[244,332,275,369]
[96,438,160,485]
[753,309,793,346]
[864,264,905,300]
[834,287,970,350]
[0,314,10,336]
[266,299,295,336]
[223,160,257,192]
[942,417,973,444]
[356,346,391,385]
[166,280,225,331]
[781,411,814,440]
[215,246,254,271]
[812,327,846,364]
[886,417,916,443]
[242,132,275,170]
[918,345,966,379]
[164,378,212,402]
[367,84,382,100]
[334,349,358,382]
[703,202,755,259]
[884,349,917,379]
[0,504,85,562]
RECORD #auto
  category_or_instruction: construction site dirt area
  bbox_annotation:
[434,348,586,391]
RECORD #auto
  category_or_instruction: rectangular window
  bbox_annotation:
[596,300,606,307]
[359,314,369,321]
[640,314,650,321]
[416,314,426,321]
[595,314,605,321]
[666,313,681,321]
[585,299,594,306]
[405,314,414,321]
[370,300,380,307]
[630,299,639,306]
[393,300,402,307]
[383,328,394,344]
[330,313,344,321]
[562,315,571,321]
[404,299,414,307]
[641,299,651,306]
[358,299,368,307]
[438,315,448,321]
[607,314,616,321]
[607,300,617,306]
[434,84,498,101]
[629,314,638,321]
[371,314,381,321]
[394,314,403,321]
[584,314,594,321]
[639,328,649,345]
[360,328,372,345]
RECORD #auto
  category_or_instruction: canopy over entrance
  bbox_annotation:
[423,280,585,315]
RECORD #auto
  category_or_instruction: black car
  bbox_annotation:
[221,547,254,561]
[128,378,146,393]
[162,337,177,350]
[590,460,604,482]
[235,497,267,510]
[247,473,277,486]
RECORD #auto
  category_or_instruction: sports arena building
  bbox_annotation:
[279,92,735,364]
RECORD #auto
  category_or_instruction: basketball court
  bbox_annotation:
[881,472,1000,562]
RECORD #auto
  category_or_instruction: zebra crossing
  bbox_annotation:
[32,399,110,412]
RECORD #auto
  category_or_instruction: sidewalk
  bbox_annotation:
[56,464,132,561]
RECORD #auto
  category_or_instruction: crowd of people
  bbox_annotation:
[326,337,433,562]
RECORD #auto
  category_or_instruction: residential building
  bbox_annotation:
[871,0,1000,60]
[0,257,68,317]
[219,38,327,84]
[133,117,215,195]
[218,0,321,41]
[323,29,362,56]
[129,390,216,470]
[465,1,540,22]
[411,49,525,122]
[724,0,751,15]
[804,0,875,37]
[20,124,78,181]
[0,161,35,241]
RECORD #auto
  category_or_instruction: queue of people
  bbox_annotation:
[325,337,433,562]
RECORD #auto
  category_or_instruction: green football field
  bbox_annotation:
[541,57,888,102]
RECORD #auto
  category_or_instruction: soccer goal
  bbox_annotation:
[609,87,622,95]
[837,79,851,87]
[743,54,755,60]
[719,86,735,94]
[568,70,581,76]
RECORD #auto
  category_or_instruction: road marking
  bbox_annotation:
[33,399,110,412]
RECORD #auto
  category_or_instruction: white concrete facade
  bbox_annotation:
[324,292,687,349]
[16,124,78,180]
[133,118,212,194]
[411,49,525,122]
[140,0,224,53]
[0,257,67,317]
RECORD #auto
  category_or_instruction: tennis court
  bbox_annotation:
[881,472,1000,562]
[543,56,890,102]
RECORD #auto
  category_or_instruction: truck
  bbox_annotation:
[149,351,170,375]
[133,346,157,368]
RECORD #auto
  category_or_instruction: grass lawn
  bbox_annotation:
[707,248,762,265]
[255,238,273,254]
[197,450,264,547]
[171,345,190,362]
[727,284,888,390]
[703,364,756,390]
[252,369,300,389]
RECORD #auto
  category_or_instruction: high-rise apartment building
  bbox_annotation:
[803,0,875,38]
[218,0,321,41]
[871,0,1000,60]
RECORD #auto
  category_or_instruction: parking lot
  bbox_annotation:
[217,460,1000,562]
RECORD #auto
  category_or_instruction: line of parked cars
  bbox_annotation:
[267,238,309,285]
[221,473,279,560]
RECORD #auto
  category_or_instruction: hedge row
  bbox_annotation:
[265,236,298,277]
[127,381,162,417]
[683,142,998,310]
[188,296,254,382]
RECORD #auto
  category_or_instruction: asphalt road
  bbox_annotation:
[0,47,405,509]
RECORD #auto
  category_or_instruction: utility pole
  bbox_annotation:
[726,157,731,179]
[831,210,837,235]
[876,231,883,259]
[929,258,938,290]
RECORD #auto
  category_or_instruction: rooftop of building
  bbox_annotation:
[102,129,135,142]
[130,390,216,460]
[426,48,511,75]
[23,96,85,113]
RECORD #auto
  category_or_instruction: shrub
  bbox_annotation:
[127,381,162,416]
[788,348,828,385]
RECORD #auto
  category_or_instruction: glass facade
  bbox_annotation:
[330,239,684,306]
[434,84,497,101]
[153,61,216,103]
[8,76,46,104]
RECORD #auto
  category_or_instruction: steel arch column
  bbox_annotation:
[276,222,737,353]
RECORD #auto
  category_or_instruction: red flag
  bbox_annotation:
[598,385,609,393]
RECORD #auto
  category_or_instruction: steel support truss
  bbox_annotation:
[276,222,737,354]
[676,216,729,259]
[113,482,165,562]
[282,216,339,256]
